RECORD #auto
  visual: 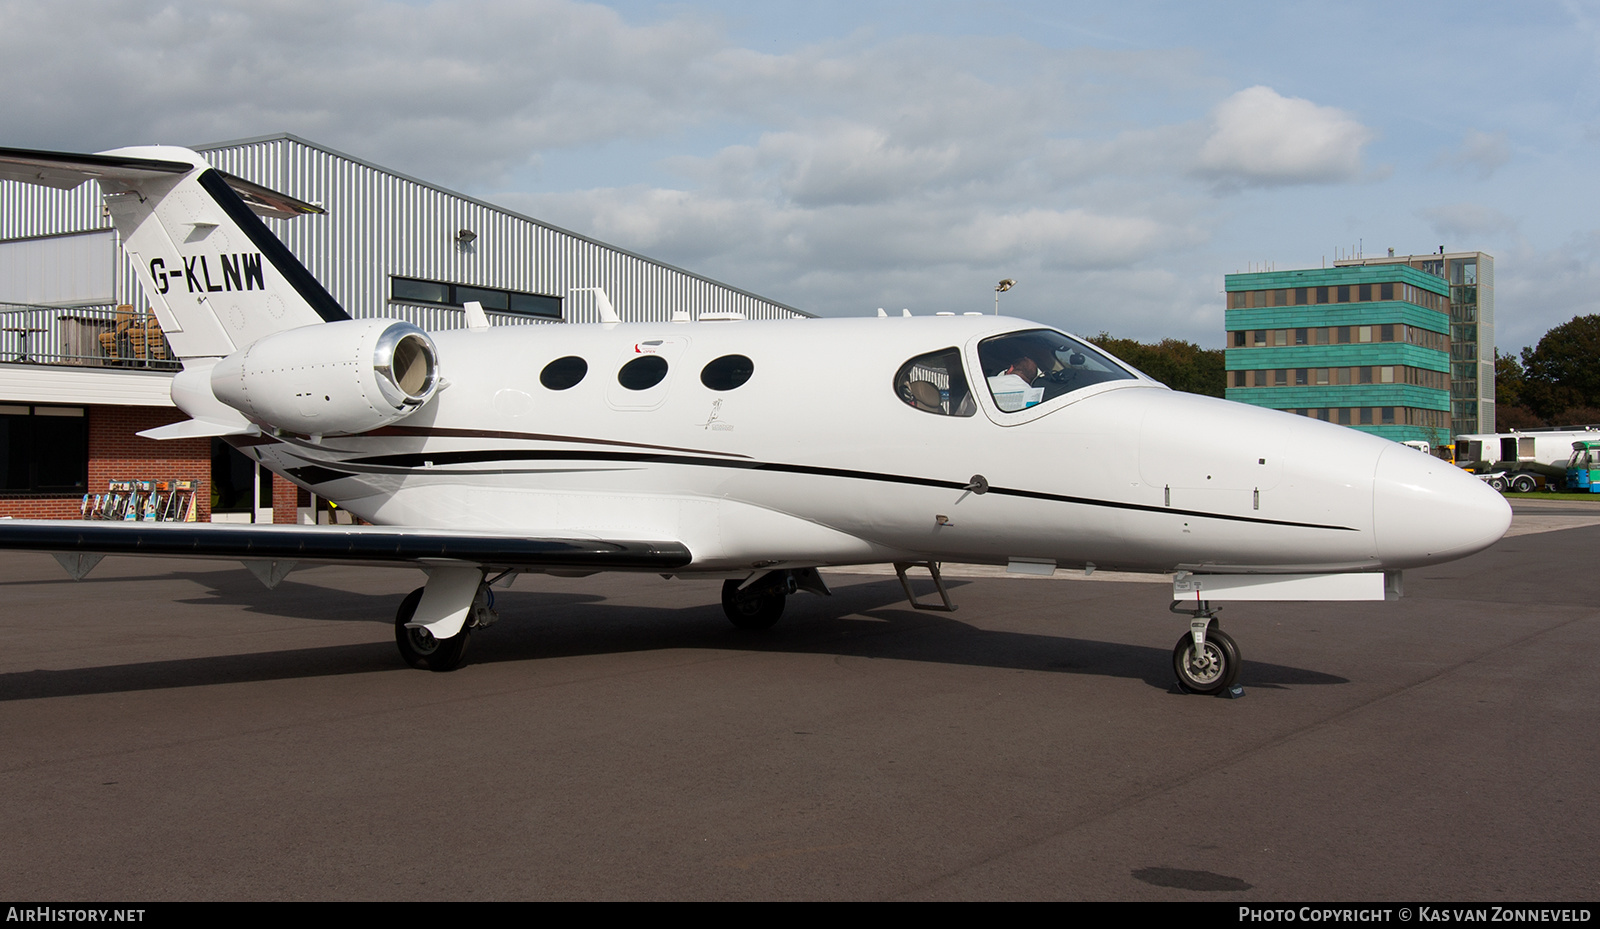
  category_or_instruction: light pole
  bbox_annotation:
[994,279,1016,315]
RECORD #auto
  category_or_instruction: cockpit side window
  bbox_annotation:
[894,348,976,417]
[978,329,1136,412]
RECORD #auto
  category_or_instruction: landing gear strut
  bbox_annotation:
[1168,599,1242,696]
[394,574,498,672]
[720,568,831,630]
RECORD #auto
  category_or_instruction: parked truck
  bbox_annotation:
[1566,440,1600,492]
[1453,427,1600,492]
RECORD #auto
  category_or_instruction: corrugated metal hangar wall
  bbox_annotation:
[0,133,806,329]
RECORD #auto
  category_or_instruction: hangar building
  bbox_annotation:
[0,133,806,523]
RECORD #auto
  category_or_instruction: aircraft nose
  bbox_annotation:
[1371,444,1511,567]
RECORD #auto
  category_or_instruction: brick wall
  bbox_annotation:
[0,405,211,520]
[272,472,299,524]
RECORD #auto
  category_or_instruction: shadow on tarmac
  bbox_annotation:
[0,572,1346,702]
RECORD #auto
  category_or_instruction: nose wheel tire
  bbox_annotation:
[395,586,472,672]
[1173,627,1241,695]
[721,579,786,630]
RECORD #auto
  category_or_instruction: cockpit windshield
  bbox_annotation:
[977,329,1137,412]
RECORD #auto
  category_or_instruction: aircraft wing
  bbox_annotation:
[0,519,690,578]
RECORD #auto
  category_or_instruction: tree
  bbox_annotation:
[1088,333,1226,397]
[1494,350,1543,431]
[1520,315,1600,421]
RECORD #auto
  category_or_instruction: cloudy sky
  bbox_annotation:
[3,0,1596,350]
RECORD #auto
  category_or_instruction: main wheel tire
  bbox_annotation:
[1173,627,1241,695]
[721,578,786,630]
[1511,474,1537,493]
[394,585,472,672]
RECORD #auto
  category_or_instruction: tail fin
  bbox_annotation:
[0,145,347,360]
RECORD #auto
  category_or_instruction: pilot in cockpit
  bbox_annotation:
[987,349,1046,412]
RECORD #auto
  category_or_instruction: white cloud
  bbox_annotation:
[1493,233,1600,352]
[1195,85,1375,187]
[0,0,730,185]
[0,1,1447,347]
[1420,202,1519,239]
[1433,129,1512,179]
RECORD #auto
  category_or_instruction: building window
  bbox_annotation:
[391,276,562,319]
[0,404,87,493]
[1274,369,1288,386]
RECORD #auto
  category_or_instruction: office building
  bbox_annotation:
[1334,251,1494,436]
[1224,262,1453,448]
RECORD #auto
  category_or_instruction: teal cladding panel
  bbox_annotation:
[1225,266,1449,295]
[1225,302,1449,334]
[1227,385,1450,410]
[1353,424,1451,444]
[1225,343,1449,372]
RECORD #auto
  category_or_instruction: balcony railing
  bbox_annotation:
[0,303,179,370]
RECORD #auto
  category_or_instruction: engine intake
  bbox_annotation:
[211,319,439,436]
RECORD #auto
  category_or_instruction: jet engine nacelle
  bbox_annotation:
[210,319,439,437]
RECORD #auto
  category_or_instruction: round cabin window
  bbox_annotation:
[700,354,754,391]
[539,356,588,390]
[617,355,669,391]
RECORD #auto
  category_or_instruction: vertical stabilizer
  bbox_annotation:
[0,145,348,360]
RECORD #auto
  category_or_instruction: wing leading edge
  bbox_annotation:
[0,520,691,576]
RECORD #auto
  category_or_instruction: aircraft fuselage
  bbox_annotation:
[237,314,1508,577]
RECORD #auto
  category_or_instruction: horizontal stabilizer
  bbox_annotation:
[0,146,189,188]
[0,147,322,218]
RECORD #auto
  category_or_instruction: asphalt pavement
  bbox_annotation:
[0,510,1595,900]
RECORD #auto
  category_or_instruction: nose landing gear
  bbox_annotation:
[1169,599,1243,696]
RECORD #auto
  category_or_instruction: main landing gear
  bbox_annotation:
[720,568,831,630]
[1169,599,1242,696]
[394,570,501,672]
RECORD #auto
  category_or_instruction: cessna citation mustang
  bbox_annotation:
[0,146,1511,694]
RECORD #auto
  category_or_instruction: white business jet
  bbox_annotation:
[0,146,1511,694]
